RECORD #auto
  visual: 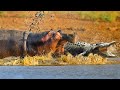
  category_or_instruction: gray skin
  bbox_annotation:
[64,41,116,57]
[0,30,25,59]
[0,30,52,59]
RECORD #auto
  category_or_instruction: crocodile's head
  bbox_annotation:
[91,41,117,57]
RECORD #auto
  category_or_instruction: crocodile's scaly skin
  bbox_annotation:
[64,42,89,56]
[64,41,116,57]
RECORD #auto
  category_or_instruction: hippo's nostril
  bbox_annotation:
[52,33,55,37]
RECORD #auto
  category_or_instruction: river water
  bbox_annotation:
[0,65,120,79]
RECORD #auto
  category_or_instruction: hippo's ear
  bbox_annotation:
[47,29,55,36]
[50,29,53,31]
[57,30,63,34]
[47,29,53,34]
[48,29,53,33]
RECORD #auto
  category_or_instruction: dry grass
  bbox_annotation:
[55,53,108,65]
[0,53,114,66]
[23,52,53,66]
[0,52,120,66]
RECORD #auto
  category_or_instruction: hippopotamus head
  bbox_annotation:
[58,32,77,44]
[53,30,62,40]
[41,30,56,43]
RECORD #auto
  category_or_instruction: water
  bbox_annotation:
[0,65,120,79]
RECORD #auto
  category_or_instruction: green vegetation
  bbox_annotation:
[0,11,120,22]
[53,11,120,22]
[78,11,120,22]
[0,11,7,16]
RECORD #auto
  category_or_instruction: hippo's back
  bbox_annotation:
[0,30,25,40]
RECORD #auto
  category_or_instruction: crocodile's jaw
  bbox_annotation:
[106,51,116,57]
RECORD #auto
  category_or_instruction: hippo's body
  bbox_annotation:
[0,30,25,58]
[0,30,53,59]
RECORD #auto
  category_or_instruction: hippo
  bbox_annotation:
[36,30,62,56]
[0,30,55,59]
[0,30,25,58]
[26,30,62,56]
[26,30,78,57]
[53,32,77,57]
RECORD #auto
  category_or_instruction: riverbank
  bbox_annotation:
[0,11,120,66]
[0,53,120,66]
